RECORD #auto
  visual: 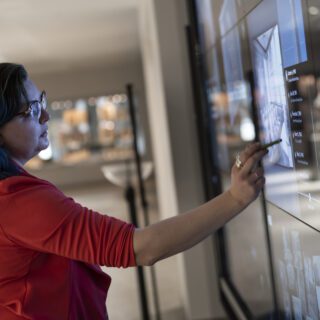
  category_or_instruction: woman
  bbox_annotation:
[0,63,267,319]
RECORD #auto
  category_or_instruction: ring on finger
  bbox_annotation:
[235,153,243,169]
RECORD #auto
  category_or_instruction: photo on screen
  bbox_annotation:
[268,205,320,319]
[253,25,293,168]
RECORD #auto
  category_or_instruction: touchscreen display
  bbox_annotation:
[193,0,320,318]
[202,17,275,318]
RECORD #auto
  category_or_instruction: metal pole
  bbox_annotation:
[124,184,150,320]
[127,84,162,320]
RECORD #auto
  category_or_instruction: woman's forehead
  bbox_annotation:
[23,78,41,101]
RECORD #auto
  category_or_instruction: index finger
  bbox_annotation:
[240,149,267,177]
[240,142,261,163]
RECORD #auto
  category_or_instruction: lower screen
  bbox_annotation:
[268,204,320,319]
[222,175,275,318]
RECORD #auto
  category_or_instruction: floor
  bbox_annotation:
[61,180,186,320]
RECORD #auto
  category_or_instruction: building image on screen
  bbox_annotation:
[253,25,293,168]
[269,205,320,319]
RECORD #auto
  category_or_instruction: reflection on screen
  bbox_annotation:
[195,0,216,51]
[219,0,238,36]
[221,28,244,126]
[276,0,307,68]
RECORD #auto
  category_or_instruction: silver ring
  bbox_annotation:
[235,153,243,169]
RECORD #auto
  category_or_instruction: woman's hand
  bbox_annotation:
[229,143,268,208]
[134,142,268,266]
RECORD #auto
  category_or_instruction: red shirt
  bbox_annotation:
[0,168,136,319]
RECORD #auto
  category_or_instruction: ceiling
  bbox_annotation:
[0,0,140,74]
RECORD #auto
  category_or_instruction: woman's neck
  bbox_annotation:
[11,157,26,167]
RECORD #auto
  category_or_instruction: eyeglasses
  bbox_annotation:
[16,90,47,120]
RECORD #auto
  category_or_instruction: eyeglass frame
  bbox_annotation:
[15,90,47,120]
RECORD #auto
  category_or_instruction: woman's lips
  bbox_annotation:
[40,130,48,137]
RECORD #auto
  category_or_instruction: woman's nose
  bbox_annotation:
[39,108,50,124]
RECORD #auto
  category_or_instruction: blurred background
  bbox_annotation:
[0,0,221,319]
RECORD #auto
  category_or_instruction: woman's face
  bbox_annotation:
[0,78,50,165]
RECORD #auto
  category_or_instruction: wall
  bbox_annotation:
[29,59,145,101]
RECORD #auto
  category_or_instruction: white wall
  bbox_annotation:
[138,0,225,319]
[29,59,145,101]
[138,0,179,221]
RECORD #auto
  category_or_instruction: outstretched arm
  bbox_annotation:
[133,143,267,266]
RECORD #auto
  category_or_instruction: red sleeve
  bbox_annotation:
[0,181,137,268]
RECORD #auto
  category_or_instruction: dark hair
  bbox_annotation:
[0,63,28,179]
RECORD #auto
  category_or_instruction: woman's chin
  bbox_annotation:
[37,140,50,153]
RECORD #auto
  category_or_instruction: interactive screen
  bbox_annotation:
[193,0,320,318]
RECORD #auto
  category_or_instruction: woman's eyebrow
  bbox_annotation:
[29,92,41,102]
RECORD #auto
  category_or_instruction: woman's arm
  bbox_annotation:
[133,143,267,266]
